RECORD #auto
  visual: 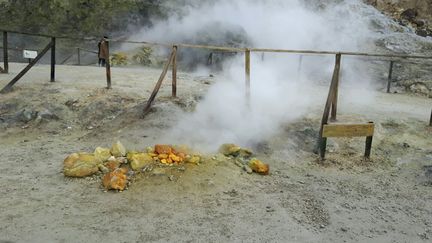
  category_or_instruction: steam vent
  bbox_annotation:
[1,0,432,242]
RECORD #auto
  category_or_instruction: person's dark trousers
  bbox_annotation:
[99,58,106,67]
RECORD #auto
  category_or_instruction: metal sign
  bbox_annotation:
[23,50,38,59]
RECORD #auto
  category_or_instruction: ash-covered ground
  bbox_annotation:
[0,63,431,242]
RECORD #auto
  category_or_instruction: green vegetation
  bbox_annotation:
[0,0,165,37]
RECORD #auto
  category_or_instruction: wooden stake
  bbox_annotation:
[297,55,303,81]
[172,45,178,98]
[245,48,251,104]
[387,61,394,93]
[317,54,342,160]
[3,31,8,73]
[77,48,81,65]
[50,37,56,82]
[1,40,53,93]
[429,108,432,127]
[142,49,176,117]
[330,54,342,121]
[105,41,111,89]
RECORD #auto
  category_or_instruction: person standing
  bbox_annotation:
[98,36,109,67]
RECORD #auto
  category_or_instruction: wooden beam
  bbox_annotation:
[330,53,342,121]
[387,61,394,93]
[429,108,432,127]
[172,45,177,98]
[50,37,56,82]
[297,55,303,81]
[322,123,375,138]
[245,48,251,104]
[0,40,53,93]
[77,48,81,65]
[317,54,342,159]
[365,135,373,159]
[2,31,8,73]
[142,49,176,117]
[105,41,111,89]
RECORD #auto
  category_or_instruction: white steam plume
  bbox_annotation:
[131,0,382,151]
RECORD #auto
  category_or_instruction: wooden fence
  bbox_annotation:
[1,29,431,149]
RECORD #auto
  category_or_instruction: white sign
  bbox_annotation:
[23,50,38,59]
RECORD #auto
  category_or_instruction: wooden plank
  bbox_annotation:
[322,123,374,138]
[0,40,53,93]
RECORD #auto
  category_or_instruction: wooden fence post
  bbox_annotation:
[105,41,111,89]
[316,54,342,160]
[429,108,432,127]
[245,48,251,104]
[3,31,8,73]
[143,49,176,116]
[330,53,342,121]
[386,61,394,93]
[77,48,81,65]
[364,122,374,158]
[297,55,303,81]
[172,45,178,98]
[50,37,56,82]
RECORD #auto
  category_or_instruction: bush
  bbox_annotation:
[132,46,153,66]
[109,52,128,66]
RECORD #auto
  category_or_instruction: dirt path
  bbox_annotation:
[0,63,431,242]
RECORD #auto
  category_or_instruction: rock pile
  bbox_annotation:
[63,141,202,191]
[63,142,270,192]
[219,143,270,175]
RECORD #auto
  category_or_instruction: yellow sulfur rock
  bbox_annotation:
[64,153,102,177]
[110,141,126,157]
[94,147,111,162]
[219,144,241,156]
[249,158,269,175]
[158,154,169,159]
[126,151,139,162]
[148,153,158,157]
[169,154,182,162]
[130,153,154,171]
[187,156,201,164]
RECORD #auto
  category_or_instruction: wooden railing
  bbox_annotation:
[1,29,431,131]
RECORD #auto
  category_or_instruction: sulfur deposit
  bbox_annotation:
[63,141,204,191]
[63,141,269,192]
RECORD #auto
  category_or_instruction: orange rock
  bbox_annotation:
[155,145,173,155]
[105,160,120,171]
[249,158,269,175]
[102,168,128,191]
[158,154,169,159]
